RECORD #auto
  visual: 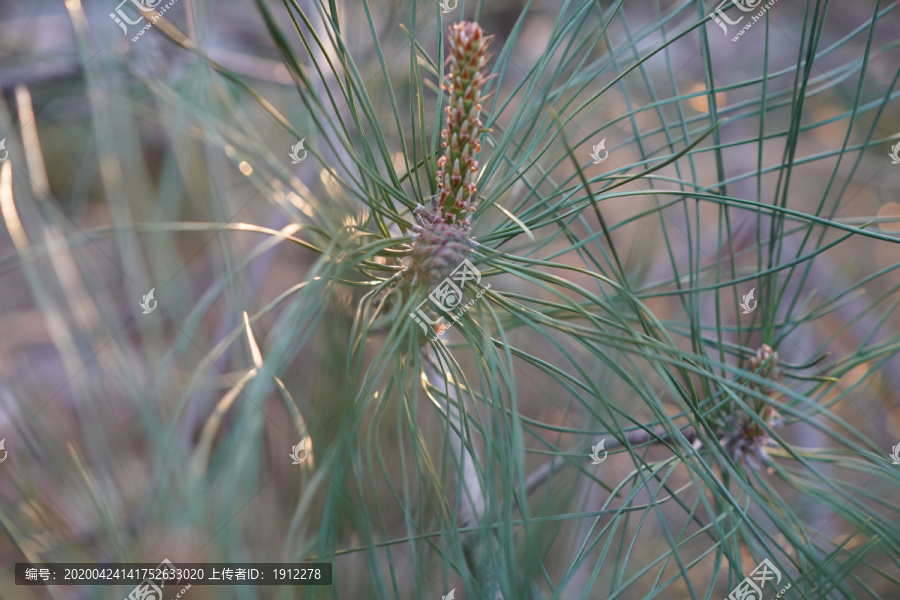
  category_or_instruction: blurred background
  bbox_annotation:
[1,0,899,598]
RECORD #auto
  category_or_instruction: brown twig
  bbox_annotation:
[524,424,708,499]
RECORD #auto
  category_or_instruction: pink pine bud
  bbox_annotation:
[407,22,492,288]
[434,21,492,224]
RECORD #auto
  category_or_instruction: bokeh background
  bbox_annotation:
[1,0,899,598]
